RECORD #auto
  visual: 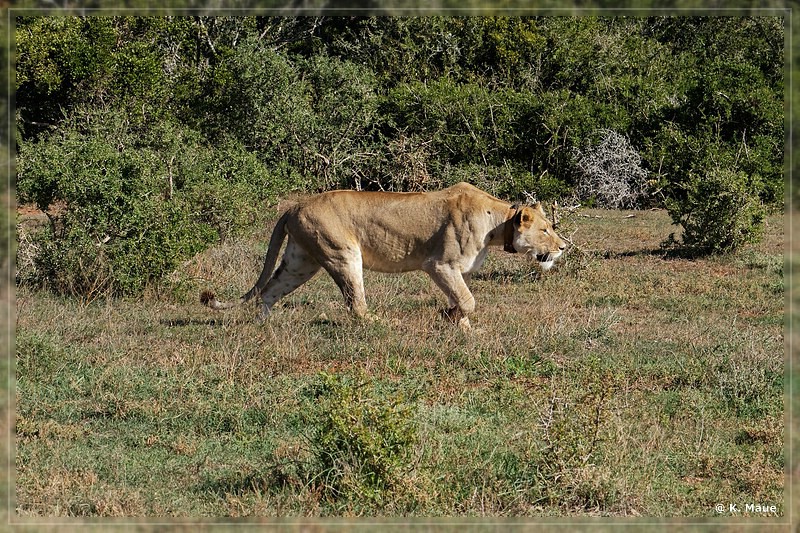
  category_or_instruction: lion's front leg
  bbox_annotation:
[425,263,476,329]
[321,251,369,318]
[441,306,472,331]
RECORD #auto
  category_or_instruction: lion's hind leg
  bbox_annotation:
[258,239,320,319]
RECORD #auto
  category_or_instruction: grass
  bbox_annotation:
[14,208,786,520]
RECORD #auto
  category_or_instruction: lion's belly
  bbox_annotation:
[359,235,489,275]
[360,240,426,273]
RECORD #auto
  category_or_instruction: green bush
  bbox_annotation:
[438,162,570,202]
[297,53,380,190]
[387,79,505,168]
[665,167,766,254]
[16,108,280,296]
[301,373,417,505]
[503,370,621,511]
[203,39,380,191]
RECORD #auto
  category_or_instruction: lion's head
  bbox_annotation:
[506,204,567,271]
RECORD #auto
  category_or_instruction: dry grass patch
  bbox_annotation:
[15,208,785,518]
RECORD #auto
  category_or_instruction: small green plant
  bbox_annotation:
[714,354,783,419]
[301,373,418,505]
[665,167,765,254]
[508,370,621,511]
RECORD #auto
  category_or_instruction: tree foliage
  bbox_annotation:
[15,15,785,294]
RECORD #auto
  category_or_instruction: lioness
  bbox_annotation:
[201,182,566,329]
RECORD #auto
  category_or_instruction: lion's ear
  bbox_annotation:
[517,206,535,225]
[532,202,546,217]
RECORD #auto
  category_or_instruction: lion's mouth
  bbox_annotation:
[533,251,562,272]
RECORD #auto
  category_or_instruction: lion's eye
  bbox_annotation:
[542,229,550,235]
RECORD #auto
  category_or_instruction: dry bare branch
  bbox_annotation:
[573,129,649,209]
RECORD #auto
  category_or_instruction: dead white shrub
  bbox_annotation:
[573,129,649,209]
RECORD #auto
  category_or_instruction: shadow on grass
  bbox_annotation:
[160,317,227,327]
[160,313,344,332]
[599,247,707,261]
[472,268,542,283]
[195,466,300,498]
[196,472,272,496]
[472,248,703,285]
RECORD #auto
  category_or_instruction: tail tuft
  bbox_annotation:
[199,290,216,307]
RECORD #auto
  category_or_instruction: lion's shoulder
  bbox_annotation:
[441,182,504,212]
[444,182,483,195]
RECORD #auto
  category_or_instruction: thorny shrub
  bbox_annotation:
[572,129,650,209]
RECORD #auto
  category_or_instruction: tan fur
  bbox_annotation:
[201,182,566,329]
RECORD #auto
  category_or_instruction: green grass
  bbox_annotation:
[15,209,786,518]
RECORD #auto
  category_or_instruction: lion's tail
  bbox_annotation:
[200,211,290,311]
[199,289,236,310]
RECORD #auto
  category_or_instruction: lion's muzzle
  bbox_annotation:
[534,249,565,271]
